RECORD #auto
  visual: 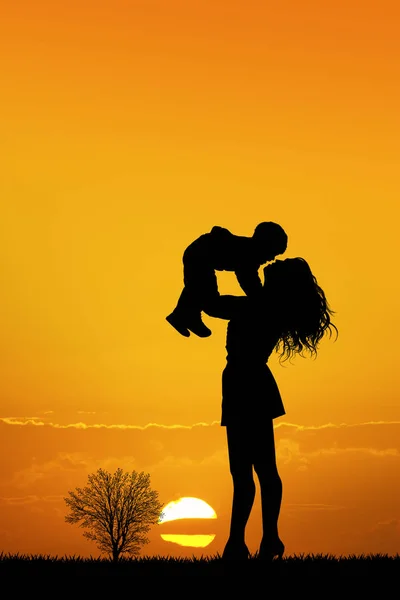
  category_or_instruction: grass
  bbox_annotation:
[1,551,399,582]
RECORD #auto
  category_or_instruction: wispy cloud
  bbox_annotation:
[0,495,62,506]
[275,420,400,431]
[285,503,347,512]
[0,417,220,430]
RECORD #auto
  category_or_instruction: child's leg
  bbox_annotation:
[166,301,191,337]
[167,289,212,337]
[167,282,212,336]
[167,248,218,337]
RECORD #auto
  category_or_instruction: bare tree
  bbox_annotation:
[64,468,164,562]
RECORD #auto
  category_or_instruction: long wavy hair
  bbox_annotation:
[263,257,338,362]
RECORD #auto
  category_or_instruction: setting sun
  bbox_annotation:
[159,497,217,549]
[159,497,217,523]
[160,534,215,548]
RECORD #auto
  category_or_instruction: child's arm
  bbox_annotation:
[235,265,263,297]
[204,295,249,320]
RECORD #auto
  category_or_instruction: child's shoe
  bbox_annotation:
[186,317,212,337]
[166,312,190,337]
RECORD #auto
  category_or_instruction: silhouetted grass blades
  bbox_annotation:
[1,552,399,579]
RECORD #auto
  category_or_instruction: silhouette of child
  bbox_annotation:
[166,222,288,337]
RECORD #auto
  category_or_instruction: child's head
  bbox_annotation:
[252,221,288,262]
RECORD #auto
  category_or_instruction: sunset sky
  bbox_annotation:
[1,0,400,559]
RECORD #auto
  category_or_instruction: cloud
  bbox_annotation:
[285,503,347,512]
[0,417,219,430]
[0,495,39,506]
[0,495,62,506]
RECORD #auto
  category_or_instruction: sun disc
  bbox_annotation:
[159,497,217,523]
[160,534,216,548]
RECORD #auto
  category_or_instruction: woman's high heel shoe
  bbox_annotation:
[222,540,251,561]
[258,538,285,560]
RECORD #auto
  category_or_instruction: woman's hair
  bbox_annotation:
[264,257,338,362]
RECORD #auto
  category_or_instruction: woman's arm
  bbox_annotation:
[204,295,249,320]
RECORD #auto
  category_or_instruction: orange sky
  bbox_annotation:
[1,0,399,558]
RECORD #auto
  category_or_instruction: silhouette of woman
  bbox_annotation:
[207,257,338,561]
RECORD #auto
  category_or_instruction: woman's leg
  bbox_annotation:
[223,424,255,556]
[253,420,284,557]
